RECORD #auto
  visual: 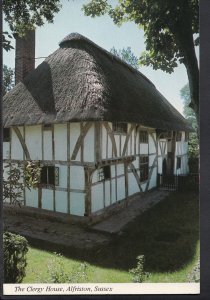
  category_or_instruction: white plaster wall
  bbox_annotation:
[117,176,125,201]
[3,142,10,159]
[131,127,135,155]
[133,157,139,169]
[55,191,67,213]
[158,139,167,155]
[42,189,54,210]
[43,130,52,160]
[149,133,156,153]
[25,125,42,160]
[114,135,120,156]
[70,166,84,190]
[149,154,156,167]
[148,167,157,189]
[91,184,104,212]
[140,143,149,155]
[84,124,95,162]
[141,182,147,192]
[70,123,81,161]
[111,164,116,178]
[101,124,107,159]
[128,172,139,196]
[111,179,116,204]
[105,181,111,207]
[117,163,124,176]
[92,170,98,183]
[3,163,9,180]
[25,188,38,208]
[107,134,113,158]
[121,135,126,156]
[158,157,163,174]
[54,124,67,161]
[136,128,139,154]
[11,127,24,159]
[70,192,85,216]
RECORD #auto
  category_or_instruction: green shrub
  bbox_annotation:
[3,232,28,283]
[129,255,150,283]
[35,252,90,283]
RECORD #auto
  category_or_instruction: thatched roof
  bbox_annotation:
[3,32,191,131]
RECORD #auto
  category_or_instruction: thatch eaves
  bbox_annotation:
[3,32,191,131]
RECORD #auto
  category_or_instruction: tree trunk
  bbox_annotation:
[173,3,199,124]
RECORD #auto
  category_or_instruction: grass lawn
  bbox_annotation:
[22,191,199,283]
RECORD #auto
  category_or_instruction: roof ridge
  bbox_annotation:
[59,32,155,87]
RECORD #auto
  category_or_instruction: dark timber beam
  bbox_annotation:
[71,122,92,160]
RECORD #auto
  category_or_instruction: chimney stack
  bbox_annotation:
[15,30,35,84]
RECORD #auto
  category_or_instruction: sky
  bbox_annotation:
[3,0,197,115]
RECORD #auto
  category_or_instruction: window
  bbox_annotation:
[140,155,149,182]
[3,128,10,142]
[40,166,59,186]
[98,166,111,181]
[185,132,189,142]
[176,132,182,141]
[139,131,148,143]
[112,122,127,134]
[43,124,52,130]
[177,157,181,170]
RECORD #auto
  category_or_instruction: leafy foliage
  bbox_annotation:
[129,255,150,283]
[3,65,15,96]
[83,0,198,72]
[110,47,139,69]
[3,161,41,206]
[35,252,90,283]
[83,0,199,120]
[180,84,199,161]
[3,232,29,283]
[3,0,62,51]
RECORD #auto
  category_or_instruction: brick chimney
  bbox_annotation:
[15,30,35,84]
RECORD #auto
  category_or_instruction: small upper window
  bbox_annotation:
[40,166,59,186]
[177,157,181,170]
[112,122,127,134]
[43,124,52,131]
[176,132,182,141]
[139,131,148,143]
[3,128,10,142]
[98,166,111,181]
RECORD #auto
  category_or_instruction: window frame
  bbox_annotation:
[112,122,128,134]
[139,155,149,182]
[185,132,189,142]
[3,128,10,142]
[139,130,148,143]
[97,165,111,182]
[176,132,182,142]
[40,165,59,187]
[176,157,181,170]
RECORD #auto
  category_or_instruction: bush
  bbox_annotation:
[35,252,90,283]
[129,255,150,283]
[3,232,28,283]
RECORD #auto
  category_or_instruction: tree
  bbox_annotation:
[3,65,14,96]
[110,47,139,70]
[3,161,41,207]
[180,84,199,162]
[3,0,62,51]
[83,0,199,121]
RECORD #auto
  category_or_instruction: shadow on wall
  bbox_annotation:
[29,191,199,273]
[23,62,56,114]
